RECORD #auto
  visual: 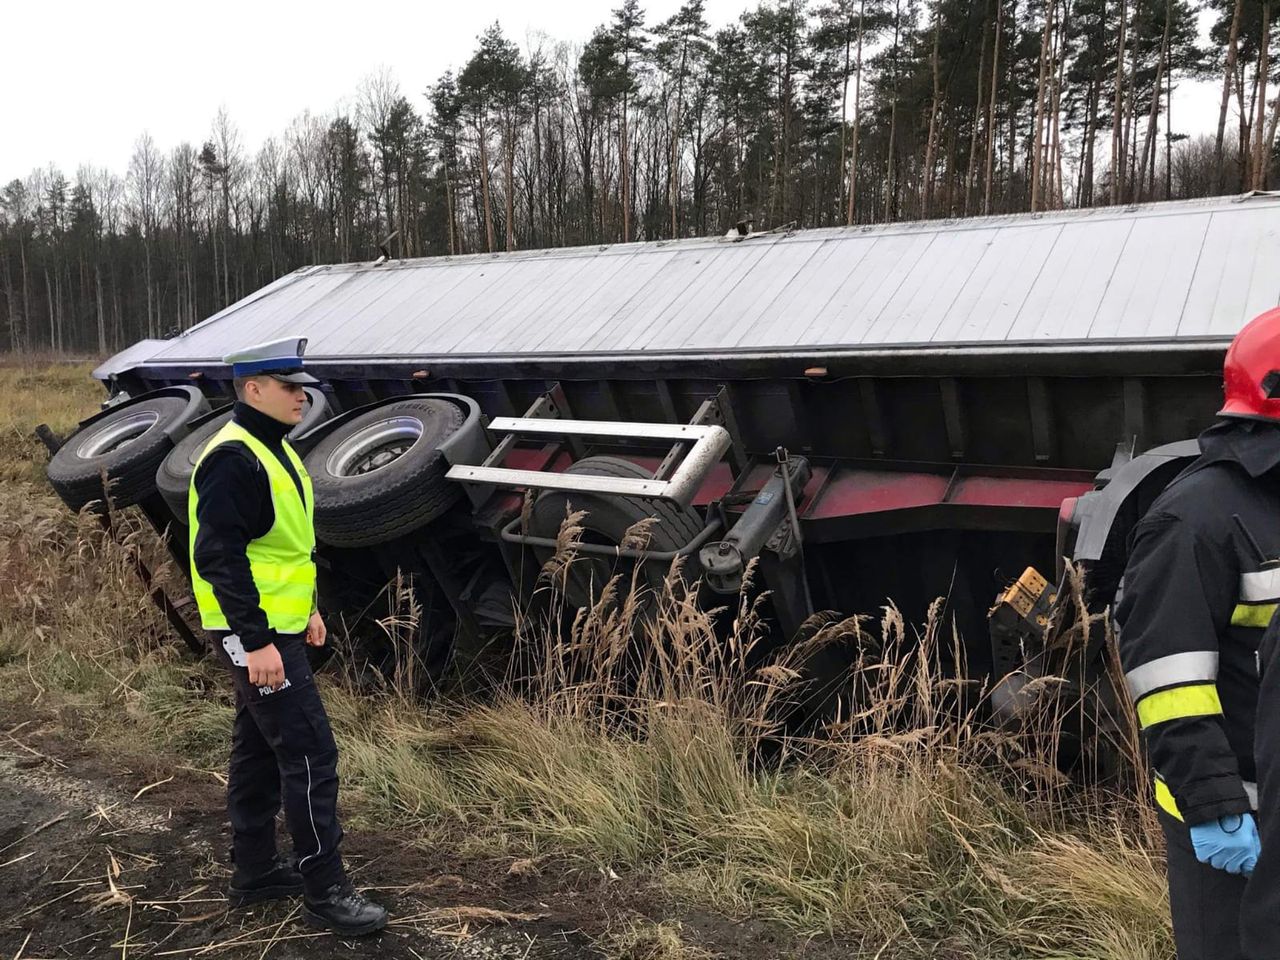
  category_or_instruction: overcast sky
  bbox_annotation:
[4,0,1227,184]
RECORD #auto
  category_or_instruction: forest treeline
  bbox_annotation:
[1,0,1276,355]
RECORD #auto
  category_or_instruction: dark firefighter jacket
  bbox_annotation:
[1114,417,1280,827]
[191,401,308,653]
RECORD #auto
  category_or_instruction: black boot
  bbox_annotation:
[227,857,304,907]
[303,882,388,936]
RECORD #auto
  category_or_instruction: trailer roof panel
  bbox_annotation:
[931,222,1064,344]
[318,266,458,354]
[133,194,1280,374]
[862,226,1001,345]
[1006,216,1133,342]
[584,245,723,351]
[806,231,938,346]
[521,252,639,352]
[738,237,851,347]
[691,235,821,349]
[615,243,774,352]
[1190,206,1280,337]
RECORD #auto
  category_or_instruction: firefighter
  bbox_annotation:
[190,337,387,936]
[1249,594,1280,956]
[1113,308,1280,960]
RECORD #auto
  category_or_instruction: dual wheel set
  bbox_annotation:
[45,387,473,548]
[43,385,705,604]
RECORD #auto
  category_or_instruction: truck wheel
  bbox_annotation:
[156,388,331,523]
[305,397,466,548]
[529,456,705,609]
[47,396,197,513]
[156,410,232,522]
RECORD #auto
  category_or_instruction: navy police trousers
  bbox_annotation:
[213,631,346,895]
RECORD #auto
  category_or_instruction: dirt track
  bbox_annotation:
[0,734,600,959]
[0,703,812,960]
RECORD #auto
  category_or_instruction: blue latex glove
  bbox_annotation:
[1189,813,1261,875]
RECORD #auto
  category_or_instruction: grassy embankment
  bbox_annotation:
[0,359,1172,959]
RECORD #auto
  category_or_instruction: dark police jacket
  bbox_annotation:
[191,402,308,654]
[1114,418,1280,827]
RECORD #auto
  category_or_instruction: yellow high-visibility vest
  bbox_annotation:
[189,421,316,634]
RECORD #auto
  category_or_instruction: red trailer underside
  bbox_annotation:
[499,447,1095,540]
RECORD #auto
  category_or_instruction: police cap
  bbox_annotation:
[223,337,319,385]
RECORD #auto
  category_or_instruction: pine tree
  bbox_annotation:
[654,0,710,237]
[610,0,651,242]
[429,73,464,255]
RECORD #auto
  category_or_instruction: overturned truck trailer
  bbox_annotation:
[43,193,1280,704]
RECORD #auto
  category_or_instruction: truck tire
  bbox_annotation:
[529,456,705,609]
[47,396,196,513]
[304,397,466,548]
[155,388,331,523]
[155,410,233,522]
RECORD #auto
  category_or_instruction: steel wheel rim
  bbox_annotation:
[326,416,424,477]
[76,411,160,459]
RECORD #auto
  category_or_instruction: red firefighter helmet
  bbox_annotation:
[1221,307,1280,420]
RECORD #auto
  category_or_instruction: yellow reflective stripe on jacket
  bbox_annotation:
[1152,774,1258,822]
[1135,683,1223,729]
[1154,777,1183,821]
[1231,602,1277,628]
[1231,566,1280,625]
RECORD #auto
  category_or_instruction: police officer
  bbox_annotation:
[1114,308,1280,960]
[190,337,387,936]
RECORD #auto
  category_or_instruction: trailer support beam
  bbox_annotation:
[1124,378,1147,449]
[1028,377,1055,463]
[859,379,889,456]
[940,378,967,460]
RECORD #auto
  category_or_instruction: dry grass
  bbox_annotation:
[0,362,1174,959]
[603,918,710,960]
[0,359,102,483]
